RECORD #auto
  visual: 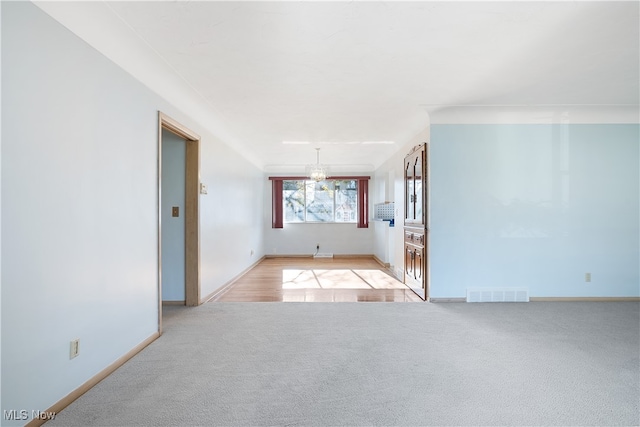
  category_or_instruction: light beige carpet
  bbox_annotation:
[49,302,639,426]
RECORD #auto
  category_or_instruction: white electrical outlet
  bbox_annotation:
[585,272,591,282]
[199,183,208,195]
[70,339,80,359]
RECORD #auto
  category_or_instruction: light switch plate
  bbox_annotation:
[200,183,208,195]
[172,206,179,217]
[70,339,79,359]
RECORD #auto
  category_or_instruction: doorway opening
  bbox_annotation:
[158,112,201,333]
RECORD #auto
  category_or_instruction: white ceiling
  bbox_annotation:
[35,1,639,172]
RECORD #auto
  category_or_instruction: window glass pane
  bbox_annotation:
[305,180,334,222]
[335,180,357,222]
[283,180,305,222]
[281,179,359,223]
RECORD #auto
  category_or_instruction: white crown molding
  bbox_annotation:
[426,105,640,125]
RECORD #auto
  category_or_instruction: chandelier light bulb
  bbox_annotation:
[306,148,330,182]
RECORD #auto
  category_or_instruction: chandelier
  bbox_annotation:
[306,148,330,182]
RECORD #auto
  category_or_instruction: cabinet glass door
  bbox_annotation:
[405,159,414,222]
[414,154,423,224]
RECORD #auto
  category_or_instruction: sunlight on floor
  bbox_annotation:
[282,269,321,289]
[282,269,408,290]
[352,270,409,289]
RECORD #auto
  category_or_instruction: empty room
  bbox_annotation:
[1,1,638,426]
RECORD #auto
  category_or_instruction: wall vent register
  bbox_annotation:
[466,288,530,303]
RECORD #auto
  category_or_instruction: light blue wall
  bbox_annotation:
[1,3,264,424]
[161,129,186,301]
[2,5,159,423]
[430,124,640,298]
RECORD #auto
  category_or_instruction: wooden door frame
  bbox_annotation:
[158,112,201,333]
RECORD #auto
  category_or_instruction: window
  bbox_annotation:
[284,180,357,223]
[270,176,369,228]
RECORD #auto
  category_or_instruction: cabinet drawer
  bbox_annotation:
[412,233,424,246]
[404,231,414,243]
[405,231,424,246]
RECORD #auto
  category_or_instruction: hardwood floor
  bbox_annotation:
[211,256,423,302]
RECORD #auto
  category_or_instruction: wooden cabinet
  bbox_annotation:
[403,231,426,299]
[404,242,415,280]
[403,143,429,300]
